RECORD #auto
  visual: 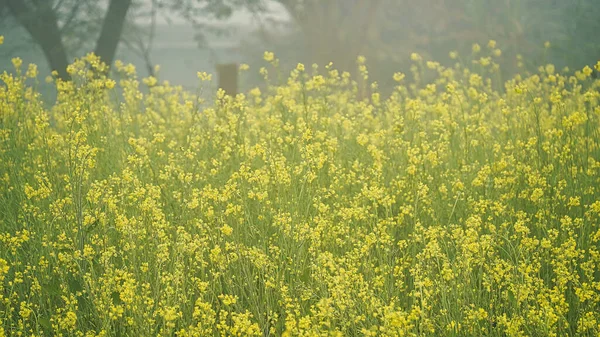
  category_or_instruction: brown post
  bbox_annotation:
[216,63,238,97]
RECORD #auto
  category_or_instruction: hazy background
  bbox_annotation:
[1,0,599,99]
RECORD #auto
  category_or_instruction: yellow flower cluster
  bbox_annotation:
[1,41,600,336]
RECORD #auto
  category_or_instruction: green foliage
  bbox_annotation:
[1,40,600,335]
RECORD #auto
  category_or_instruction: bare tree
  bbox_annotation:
[0,0,261,80]
[4,0,132,80]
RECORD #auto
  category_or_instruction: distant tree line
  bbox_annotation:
[1,0,599,86]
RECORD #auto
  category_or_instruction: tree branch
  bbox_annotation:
[6,0,70,80]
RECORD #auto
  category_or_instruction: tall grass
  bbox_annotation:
[1,41,599,336]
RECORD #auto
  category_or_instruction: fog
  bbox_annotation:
[1,0,599,97]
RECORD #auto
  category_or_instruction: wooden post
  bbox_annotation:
[216,63,238,97]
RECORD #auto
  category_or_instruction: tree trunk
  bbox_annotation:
[94,0,133,69]
[6,0,70,80]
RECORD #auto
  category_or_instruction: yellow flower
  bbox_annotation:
[356,133,369,146]
[0,35,4,45]
[142,76,158,86]
[105,79,116,89]
[218,294,238,306]
[479,57,491,67]
[163,306,179,322]
[2,26,600,337]
[263,51,275,62]
[62,311,77,331]
[11,57,22,70]
[249,87,261,98]
[197,71,212,81]
[221,224,233,236]
[393,72,405,82]
[0,253,9,272]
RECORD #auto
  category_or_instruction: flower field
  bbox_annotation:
[1,39,600,336]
